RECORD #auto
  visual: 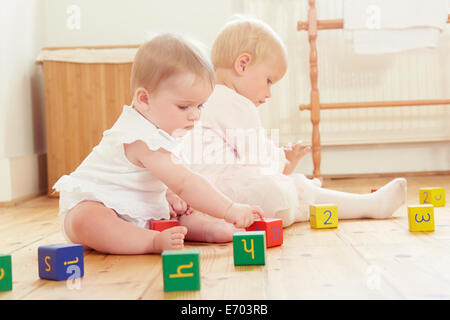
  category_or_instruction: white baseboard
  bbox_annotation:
[0,153,47,204]
[0,158,12,202]
[296,141,450,176]
[0,143,448,204]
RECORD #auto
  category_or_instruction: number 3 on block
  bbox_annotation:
[408,204,434,232]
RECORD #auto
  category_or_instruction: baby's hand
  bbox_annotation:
[283,140,311,175]
[153,226,188,252]
[224,203,264,228]
[166,189,194,217]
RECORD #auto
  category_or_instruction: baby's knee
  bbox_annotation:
[64,201,105,243]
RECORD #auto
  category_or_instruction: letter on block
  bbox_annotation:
[162,249,200,292]
[233,231,266,266]
[246,218,283,248]
[0,254,12,292]
[408,204,434,232]
[149,219,179,232]
[309,204,338,229]
[38,244,84,281]
[420,187,445,207]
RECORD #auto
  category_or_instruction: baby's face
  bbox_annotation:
[146,73,213,136]
[235,52,287,107]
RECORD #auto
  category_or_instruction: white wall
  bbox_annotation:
[243,0,450,177]
[0,0,448,203]
[0,0,236,202]
[41,0,235,47]
[0,0,46,202]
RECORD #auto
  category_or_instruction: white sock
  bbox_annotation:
[312,178,407,219]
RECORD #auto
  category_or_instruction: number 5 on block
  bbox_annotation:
[309,204,338,229]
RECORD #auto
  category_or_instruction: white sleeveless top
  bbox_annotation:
[53,105,184,225]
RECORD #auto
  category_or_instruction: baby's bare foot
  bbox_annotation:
[154,226,188,252]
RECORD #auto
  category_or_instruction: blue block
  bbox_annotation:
[38,244,84,281]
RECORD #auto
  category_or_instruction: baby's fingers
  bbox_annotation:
[173,199,187,213]
[252,206,265,221]
[185,206,194,215]
[297,145,311,159]
[169,205,177,218]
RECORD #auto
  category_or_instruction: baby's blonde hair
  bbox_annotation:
[130,33,215,94]
[211,15,287,70]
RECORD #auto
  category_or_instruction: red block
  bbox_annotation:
[371,188,378,193]
[246,218,283,248]
[149,220,179,232]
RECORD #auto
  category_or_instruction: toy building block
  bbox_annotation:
[420,187,446,207]
[149,219,179,232]
[309,204,338,229]
[233,231,266,266]
[408,204,435,232]
[371,189,378,193]
[246,218,283,248]
[162,249,200,292]
[38,244,84,281]
[0,254,12,292]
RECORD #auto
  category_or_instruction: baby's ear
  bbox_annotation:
[234,53,252,75]
[135,87,150,108]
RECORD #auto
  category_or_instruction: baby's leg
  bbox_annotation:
[65,201,187,254]
[178,211,240,243]
[271,208,297,227]
[311,178,407,219]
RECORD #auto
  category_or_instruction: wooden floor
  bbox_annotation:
[1,174,449,300]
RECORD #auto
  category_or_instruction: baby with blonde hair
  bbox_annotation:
[53,33,263,254]
[177,16,407,242]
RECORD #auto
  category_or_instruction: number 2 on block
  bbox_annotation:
[423,192,429,203]
[323,210,332,225]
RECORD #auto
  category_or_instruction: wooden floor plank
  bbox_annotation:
[0,174,448,299]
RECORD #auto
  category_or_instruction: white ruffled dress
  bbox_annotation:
[182,85,316,226]
[53,105,183,240]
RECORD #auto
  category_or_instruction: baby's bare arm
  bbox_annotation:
[125,140,232,219]
[125,140,263,227]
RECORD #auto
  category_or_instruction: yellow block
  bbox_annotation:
[419,187,445,207]
[408,204,434,232]
[309,204,338,229]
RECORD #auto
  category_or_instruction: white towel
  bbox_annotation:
[344,0,448,54]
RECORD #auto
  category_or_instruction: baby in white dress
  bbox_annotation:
[53,33,264,254]
[177,16,407,242]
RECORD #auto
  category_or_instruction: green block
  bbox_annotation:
[162,249,200,292]
[0,254,12,292]
[233,231,266,266]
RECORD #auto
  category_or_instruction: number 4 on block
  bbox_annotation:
[233,231,266,266]
[309,204,338,229]
[0,254,12,292]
